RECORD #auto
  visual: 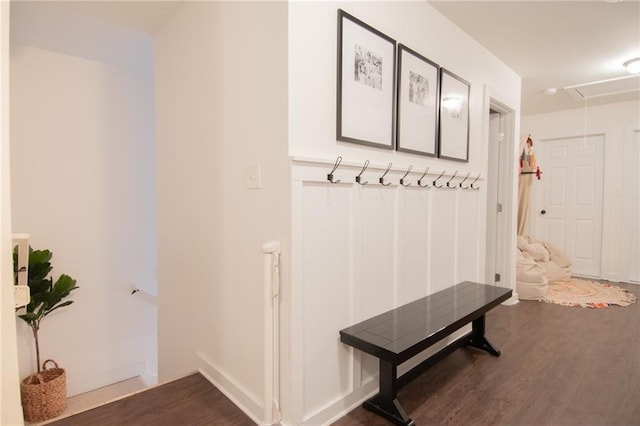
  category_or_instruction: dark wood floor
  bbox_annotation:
[49,373,255,426]
[334,283,640,426]
[51,283,639,426]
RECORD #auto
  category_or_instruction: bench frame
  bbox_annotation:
[339,282,512,426]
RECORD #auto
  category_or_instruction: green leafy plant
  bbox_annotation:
[13,246,79,373]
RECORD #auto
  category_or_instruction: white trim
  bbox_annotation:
[67,361,150,397]
[1,1,25,422]
[301,380,377,426]
[291,156,484,185]
[197,352,264,426]
[485,85,520,301]
[286,180,305,425]
[621,124,640,283]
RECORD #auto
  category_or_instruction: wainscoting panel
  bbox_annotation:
[397,188,431,305]
[292,159,486,423]
[429,189,457,292]
[457,190,481,282]
[356,185,397,384]
[357,186,396,319]
[301,183,353,417]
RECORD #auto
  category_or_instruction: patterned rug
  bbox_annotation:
[542,278,637,308]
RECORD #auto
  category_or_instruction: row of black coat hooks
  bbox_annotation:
[327,156,481,189]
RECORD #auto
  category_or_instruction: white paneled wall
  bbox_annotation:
[301,183,352,415]
[292,159,486,423]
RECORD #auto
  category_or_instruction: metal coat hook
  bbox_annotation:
[400,165,413,187]
[459,172,471,189]
[433,170,446,188]
[327,156,342,184]
[417,166,430,188]
[379,162,392,186]
[446,171,459,188]
[355,160,369,185]
[470,173,481,190]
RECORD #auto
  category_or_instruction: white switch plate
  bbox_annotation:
[247,162,261,189]
[14,285,30,308]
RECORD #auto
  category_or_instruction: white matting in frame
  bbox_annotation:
[396,44,439,156]
[337,9,396,149]
[438,68,470,162]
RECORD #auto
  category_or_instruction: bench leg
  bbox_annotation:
[363,359,415,426]
[467,315,501,356]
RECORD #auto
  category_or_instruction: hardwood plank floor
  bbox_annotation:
[49,283,638,426]
[334,283,640,426]
[49,373,254,426]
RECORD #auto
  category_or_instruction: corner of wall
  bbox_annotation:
[197,352,263,425]
[1,0,25,423]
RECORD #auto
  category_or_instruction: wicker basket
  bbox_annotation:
[20,359,67,423]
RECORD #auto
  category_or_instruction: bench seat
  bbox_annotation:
[340,281,512,425]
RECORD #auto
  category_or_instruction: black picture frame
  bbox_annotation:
[336,9,396,150]
[396,44,440,157]
[438,68,470,162]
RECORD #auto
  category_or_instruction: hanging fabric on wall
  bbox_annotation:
[520,135,541,179]
[518,135,541,235]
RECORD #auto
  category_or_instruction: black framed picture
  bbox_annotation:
[336,9,396,149]
[396,44,439,157]
[438,68,470,162]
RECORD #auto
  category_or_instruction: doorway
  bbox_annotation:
[9,1,159,400]
[485,99,516,292]
[530,135,604,278]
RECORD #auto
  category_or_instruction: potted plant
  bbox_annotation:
[13,246,79,422]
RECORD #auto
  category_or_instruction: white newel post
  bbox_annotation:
[262,241,281,425]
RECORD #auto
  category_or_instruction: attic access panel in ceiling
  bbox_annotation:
[564,74,640,101]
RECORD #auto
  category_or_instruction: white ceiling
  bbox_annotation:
[429,0,640,116]
[12,1,640,116]
[11,0,183,36]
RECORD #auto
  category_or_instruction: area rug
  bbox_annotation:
[542,278,637,308]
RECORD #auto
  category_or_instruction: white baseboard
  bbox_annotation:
[196,352,264,425]
[67,360,148,397]
[140,371,158,387]
[503,294,520,305]
[301,380,378,426]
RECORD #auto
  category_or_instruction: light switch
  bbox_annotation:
[247,162,261,189]
[14,285,30,308]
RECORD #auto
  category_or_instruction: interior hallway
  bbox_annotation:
[46,283,639,426]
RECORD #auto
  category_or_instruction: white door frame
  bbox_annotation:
[485,111,502,284]
[623,125,640,283]
[483,87,518,302]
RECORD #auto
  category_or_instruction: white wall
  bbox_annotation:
[285,2,521,424]
[289,1,520,167]
[522,100,640,284]
[10,40,157,396]
[154,1,290,423]
[1,1,25,424]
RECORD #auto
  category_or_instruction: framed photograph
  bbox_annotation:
[438,68,470,162]
[337,9,396,149]
[396,44,439,156]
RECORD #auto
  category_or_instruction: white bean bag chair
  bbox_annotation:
[516,249,548,300]
[517,236,572,282]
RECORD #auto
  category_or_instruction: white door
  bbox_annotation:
[531,135,604,278]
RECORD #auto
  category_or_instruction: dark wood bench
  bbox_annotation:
[339,281,512,425]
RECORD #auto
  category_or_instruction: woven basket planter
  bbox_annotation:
[20,359,67,423]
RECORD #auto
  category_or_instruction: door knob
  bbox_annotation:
[540,210,546,215]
